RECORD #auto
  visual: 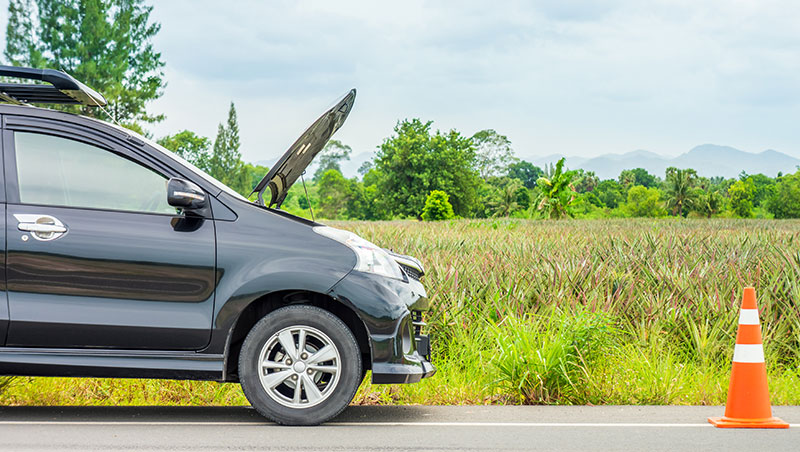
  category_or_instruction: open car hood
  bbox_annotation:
[251,89,356,208]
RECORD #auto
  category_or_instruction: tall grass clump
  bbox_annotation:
[490,309,616,404]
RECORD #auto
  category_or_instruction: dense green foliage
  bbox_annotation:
[623,186,666,217]
[728,179,755,218]
[373,119,481,219]
[766,172,800,219]
[421,190,455,221]
[5,0,165,124]
[507,160,543,189]
[317,169,353,219]
[619,167,659,188]
[156,130,210,166]
[4,219,800,406]
[263,119,798,221]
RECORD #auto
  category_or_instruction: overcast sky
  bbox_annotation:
[3,1,800,162]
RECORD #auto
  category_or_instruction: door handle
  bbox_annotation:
[14,214,68,241]
[18,223,67,233]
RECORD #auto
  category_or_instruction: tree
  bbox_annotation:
[739,173,776,207]
[472,129,517,179]
[533,158,577,219]
[507,160,543,189]
[573,169,600,193]
[693,190,723,218]
[352,169,390,220]
[317,169,351,219]
[728,179,755,218]
[157,130,211,167]
[421,190,455,221]
[619,168,658,188]
[623,186,666,217]
[766,171,800,218]
[515,185,531,210]
[376,119,481,218]
[5,0,165,124]
[243,163,270,197]
[207,102,250,195]
[313,139,352,181]
[664,167,698,216]
[595,180,625,209]
[487,179,522,217]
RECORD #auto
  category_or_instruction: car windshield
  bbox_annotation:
[101,121,252,203]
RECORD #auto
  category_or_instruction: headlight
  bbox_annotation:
[313,226,405,280]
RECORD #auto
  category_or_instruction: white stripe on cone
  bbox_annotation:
[733,343,765,363]
[738,309,760,325]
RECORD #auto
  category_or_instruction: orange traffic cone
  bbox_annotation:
[708,287,789,428]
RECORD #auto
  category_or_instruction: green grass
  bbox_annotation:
[2,218,799,406]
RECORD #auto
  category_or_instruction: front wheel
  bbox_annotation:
[238,305,362,425]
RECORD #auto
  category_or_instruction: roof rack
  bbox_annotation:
[0,65,107,107]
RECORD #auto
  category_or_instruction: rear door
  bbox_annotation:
[2,117,216,350]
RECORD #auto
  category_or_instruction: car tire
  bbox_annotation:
[238,305,362,425]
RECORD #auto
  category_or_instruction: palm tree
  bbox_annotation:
[695,190,723,218]
[664,167,698,216]
[534,158,577,219]
[488,180,522,217]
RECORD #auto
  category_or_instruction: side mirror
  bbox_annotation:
[167,178,207,210]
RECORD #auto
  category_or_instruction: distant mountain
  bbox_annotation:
[527,145,800,179]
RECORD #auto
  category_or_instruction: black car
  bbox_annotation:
[0,66,434,425]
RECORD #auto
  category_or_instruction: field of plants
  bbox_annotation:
[1,218,799,406]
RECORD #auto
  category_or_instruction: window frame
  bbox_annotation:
[2,115,195,217]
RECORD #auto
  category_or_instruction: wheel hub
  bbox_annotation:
[257,325,342,409]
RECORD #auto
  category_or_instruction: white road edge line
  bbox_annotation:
[0,421,796,427]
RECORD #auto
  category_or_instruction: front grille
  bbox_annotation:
[400,264,422,280]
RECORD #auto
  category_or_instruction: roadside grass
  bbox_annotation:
[488,309,617,404]
[1,218,799,406]
[0,377,248,406]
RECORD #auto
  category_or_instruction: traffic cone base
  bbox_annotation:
[707,416,789,429]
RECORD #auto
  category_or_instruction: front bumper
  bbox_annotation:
[327,270,436,384]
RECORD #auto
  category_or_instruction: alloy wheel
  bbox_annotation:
[257,325,342,409]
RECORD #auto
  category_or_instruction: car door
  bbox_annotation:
[2,119,216,350]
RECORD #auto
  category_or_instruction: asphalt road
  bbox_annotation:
[0,405,798,451]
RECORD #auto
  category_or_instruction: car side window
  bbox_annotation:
[14,132,176,215]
